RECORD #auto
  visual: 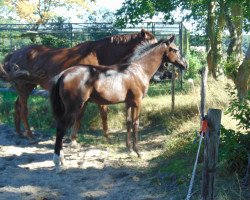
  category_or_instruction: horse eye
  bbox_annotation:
[169,47,177,53]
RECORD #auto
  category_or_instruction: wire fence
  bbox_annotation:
[0,22,189,135]
[0,22,189,58]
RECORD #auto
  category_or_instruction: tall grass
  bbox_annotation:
[0,77,236,137]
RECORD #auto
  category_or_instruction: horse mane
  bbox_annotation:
[75,64,118,72]
[109,32,143,44]
[75,30,151,49]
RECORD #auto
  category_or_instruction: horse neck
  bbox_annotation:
[109,36,144,55]
[75,36,143,56]
[132,45,165,80]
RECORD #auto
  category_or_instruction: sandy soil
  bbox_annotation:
[0,124,167,200]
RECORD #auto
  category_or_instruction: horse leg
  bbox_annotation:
[99,105,109,138]
[53,120,67,173]
[54,99,88,173]
[14,97,22,136]
[70,103,87,144]
[131,101,141,158]
[54,112,75,173]
[125,104,132,152]
[15,84,35,139]
[19,94,33,138]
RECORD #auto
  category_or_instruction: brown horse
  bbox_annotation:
[0,29,157,140]
[50,35,187,172]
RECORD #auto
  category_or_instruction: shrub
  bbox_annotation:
[184,50,206,79]
[40,34,71,48]
[226,86,250,130]
[220,126,249,174]
[220,86,249,174]
[223,54,239,81]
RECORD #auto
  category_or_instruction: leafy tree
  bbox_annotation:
[0,0,95,43]
[224,1,250,99]
[86,9,119,40]
[2,0,94,24]
[115,0,250,99]
[40,17,72,48]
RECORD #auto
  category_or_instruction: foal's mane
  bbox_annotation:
[127,40,165,63]
[73,40,165,73]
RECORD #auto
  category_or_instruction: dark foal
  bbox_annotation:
[50,35,187,173]
[0,29,157,140]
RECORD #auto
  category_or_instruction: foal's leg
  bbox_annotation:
[54,112,74,173]
[131,100,142,158]
[54,119,68,173]
[125,104,132,152]
[99,105,109,138]
[70,103,87,143]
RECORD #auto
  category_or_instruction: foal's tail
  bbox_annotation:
[50,75,65,121]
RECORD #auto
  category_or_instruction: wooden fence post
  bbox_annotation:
[171,65,175,112]
[201,108,222,199]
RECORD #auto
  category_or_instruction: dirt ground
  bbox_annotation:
[0,124,168,200]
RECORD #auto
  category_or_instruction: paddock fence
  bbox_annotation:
[0,22,189,57]
[0,22,189,135]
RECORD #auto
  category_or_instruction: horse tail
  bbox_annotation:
[50,75,65,121]
[0,52,13,82]
[0,52,30,82]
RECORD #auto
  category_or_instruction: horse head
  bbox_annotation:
[163,35,188,70]
[140,28,158,44]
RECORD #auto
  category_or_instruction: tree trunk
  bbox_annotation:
[225,3,243,81]
[236,43,250,100]
[214,0,225,76]
[231,4,243,62]
[225,3,248,99]
[207,0,225,79]
[207,1,216,78]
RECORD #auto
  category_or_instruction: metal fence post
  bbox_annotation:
[171,64,175,112]
[179,22,183,56]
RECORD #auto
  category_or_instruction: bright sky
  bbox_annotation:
[91,0,193,31]
[60,0,193,30]
[95,0,124,12]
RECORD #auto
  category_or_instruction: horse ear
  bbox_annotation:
[167,35,175,44]
[141,29,147,38]
[166,35,175,44]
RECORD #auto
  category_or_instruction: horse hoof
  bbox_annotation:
[60,151,65,166]
[137,152,141,158]
[16,133,25,138]
[126,148,133,155]
[134,149,141,158]
[105,136,112,144]
[23,131,35,139]
[29,138,38,145]
[53,153,65,173]
[70,140,78,147]
[55,166,63,174]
